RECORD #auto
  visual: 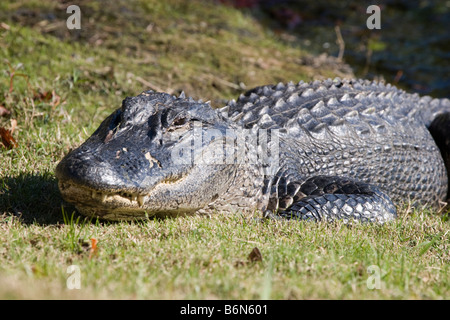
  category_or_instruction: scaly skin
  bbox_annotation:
[56,78,450,222]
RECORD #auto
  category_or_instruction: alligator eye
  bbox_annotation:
[167,116,189,132]
[172,117,187,127]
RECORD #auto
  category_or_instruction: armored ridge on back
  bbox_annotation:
[55,78,450,223]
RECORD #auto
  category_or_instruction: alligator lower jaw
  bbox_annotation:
[57,180,190,220]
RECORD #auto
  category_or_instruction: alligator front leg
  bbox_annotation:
[265,176,397,223]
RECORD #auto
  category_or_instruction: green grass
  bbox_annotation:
[0,211,449,299]
[0,0,449,299]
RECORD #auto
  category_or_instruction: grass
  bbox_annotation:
[0,211,449,299]
[0,0,449,299]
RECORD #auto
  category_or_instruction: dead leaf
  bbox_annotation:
[89,238,98,258]
[10,119,17,134]
[0,22,10,30]
[32,90,62,107]
[78,238,99,258]
[248,247,263,263]
[51,90,61,107]
[0,127,18,149]
[234,260,245,268]
[0,106,10,117]
[34,91,52,102]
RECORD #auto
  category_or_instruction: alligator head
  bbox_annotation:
[56,91,240,220]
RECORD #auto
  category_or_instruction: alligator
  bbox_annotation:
[55,78,450,223]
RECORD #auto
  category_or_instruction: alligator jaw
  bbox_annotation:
[57,180,191,220]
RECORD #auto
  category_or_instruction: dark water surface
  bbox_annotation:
[223,0,449,98]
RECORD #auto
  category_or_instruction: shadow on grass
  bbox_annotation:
[0,172,80,225]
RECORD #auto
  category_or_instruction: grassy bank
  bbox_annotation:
[0,211,449,299]
[0,0,448,299]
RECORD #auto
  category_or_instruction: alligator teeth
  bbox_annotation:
[91,191,108,202]
[137,195,145,207]
[84,187,145,206]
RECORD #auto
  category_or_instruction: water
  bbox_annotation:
[229,0,450,98]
